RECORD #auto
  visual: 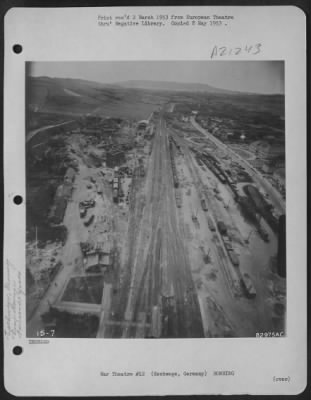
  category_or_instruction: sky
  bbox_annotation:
[29,61,284,94]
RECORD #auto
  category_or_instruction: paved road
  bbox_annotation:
[190,117,285,215]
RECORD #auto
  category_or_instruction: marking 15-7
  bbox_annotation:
[36,329,55,337]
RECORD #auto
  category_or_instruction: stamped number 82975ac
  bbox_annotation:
[256,331,284,338]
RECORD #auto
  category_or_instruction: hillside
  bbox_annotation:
[116,80,234,94]
[26,76,169,126]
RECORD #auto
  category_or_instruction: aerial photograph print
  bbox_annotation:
[25,60,286,339]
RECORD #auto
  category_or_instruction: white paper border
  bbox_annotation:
[3,6,307,396]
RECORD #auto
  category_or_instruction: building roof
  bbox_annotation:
[94,241,111,254]
[86,253,99,268]
[99,254,110,266]
[102,242,111,254]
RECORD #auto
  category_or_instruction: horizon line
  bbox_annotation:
[29,75,284,96]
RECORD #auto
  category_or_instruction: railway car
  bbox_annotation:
[240,273,256,298]
[113,188,118,203]
[228,250,239,266]
[207,216,216,231]
[79,207,87,218]
[217,220,227,235]
[201,198,208,211]
[84,214,94,227]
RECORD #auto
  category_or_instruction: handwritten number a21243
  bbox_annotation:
[210,44,262,59]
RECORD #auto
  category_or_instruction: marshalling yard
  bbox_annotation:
[26,95,286,338]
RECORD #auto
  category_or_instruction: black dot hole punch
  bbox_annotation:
[13,195,23,205]
[13,44,23,54]
[13,346,23,355]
